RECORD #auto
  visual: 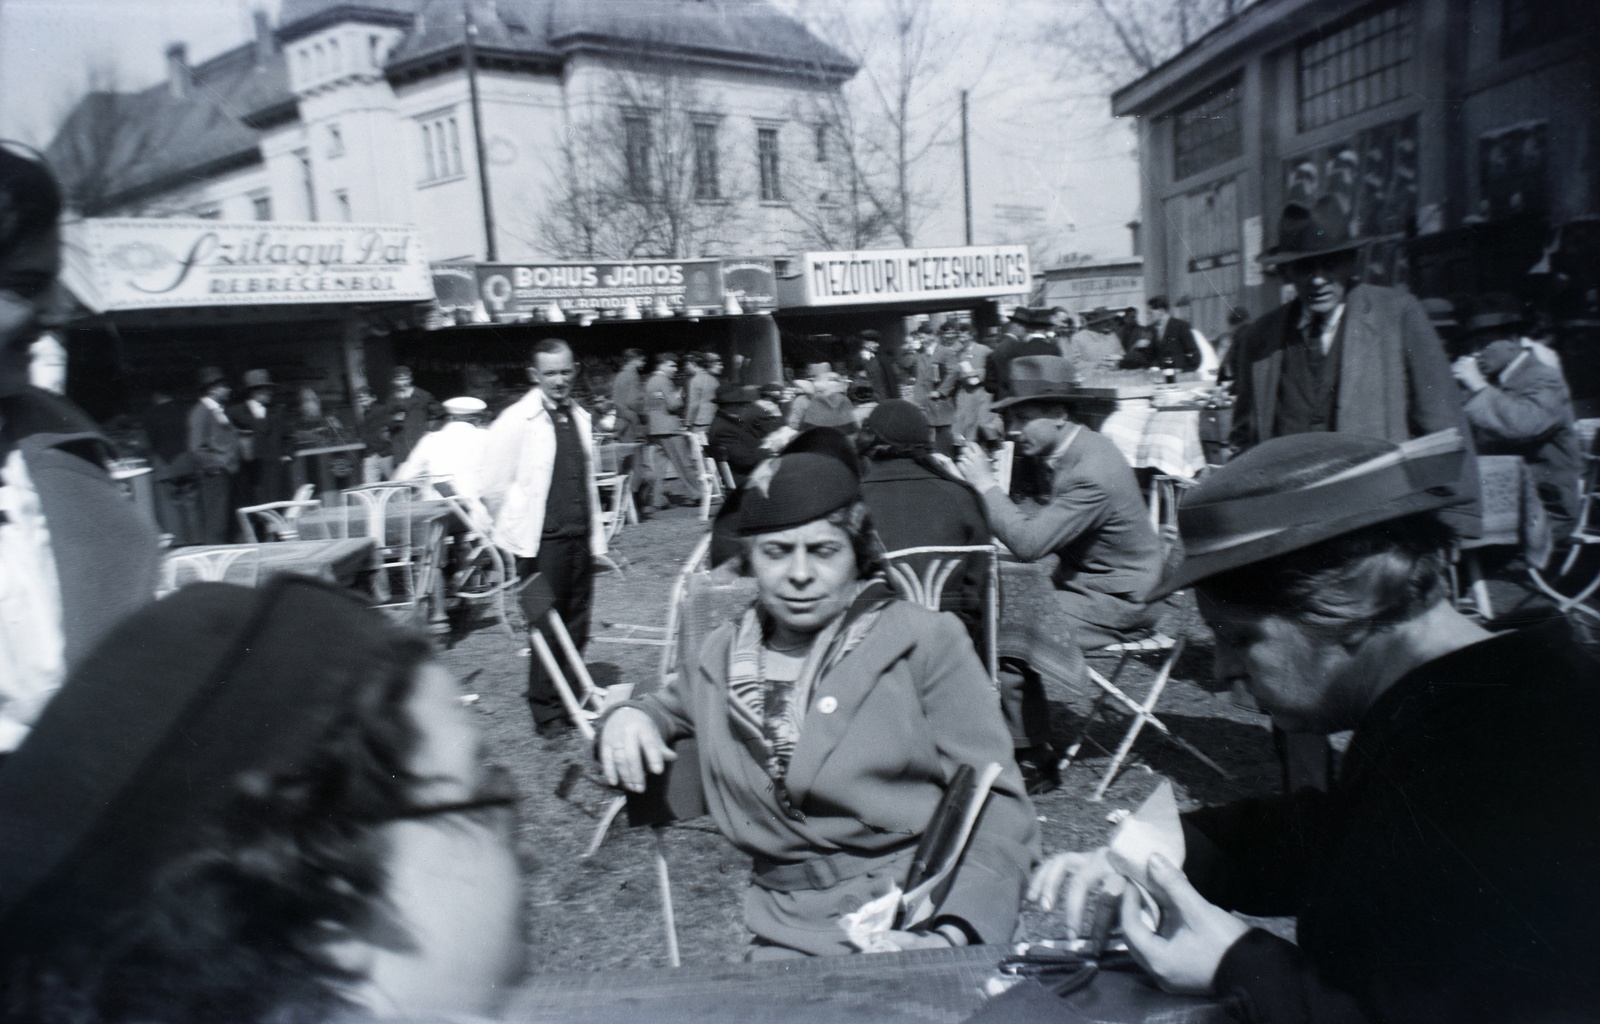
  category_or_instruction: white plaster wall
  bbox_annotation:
[111,161,272,219]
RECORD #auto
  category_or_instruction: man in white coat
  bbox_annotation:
[394,396,491,525]
[480,339,606,737]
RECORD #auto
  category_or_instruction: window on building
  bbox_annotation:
[758,126,782,201]
[815,124,828,163]
[370,34,383,67]
[295,148,316,220]
[327,123,344,159]
[418,114,463,183]
[193,204,221,220]
[314,43,326,77]
[328,37,340,73]
[1172,76,1243,181]
[693,122,720,201]
[1296,1,1414,132]
[251,193,272,221]
[624,115,653,198]
[333,189,351,222]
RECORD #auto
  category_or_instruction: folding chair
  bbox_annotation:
[159,546,261,595]
[1527,418,1600,620]
[518,572,626,742]
[882,544,1000,685]
[593,441,636,542]
[235,499,320,542]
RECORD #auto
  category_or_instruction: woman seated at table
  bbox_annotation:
[600,453,1039,959]
[0,578,528,1022]
[1031,431,1600,1023]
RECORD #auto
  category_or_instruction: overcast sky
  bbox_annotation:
[0,0,1141,263]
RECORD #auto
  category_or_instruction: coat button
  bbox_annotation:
[818,696,838,714]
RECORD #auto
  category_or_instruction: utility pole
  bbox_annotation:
[960,90,973,245]
[464,1,498,260]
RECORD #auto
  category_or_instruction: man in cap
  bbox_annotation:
[228,368,288,504]
[958,356,1165,792]
[395,396,492,514]
[481,339,606,737]
[1452,293,1581,540]
[0,144,158,756]
[685,350,722,440]
[855,329,899,403]
[389,365,441,465]
[1061,307,1125,370]
[187,366,243,543]
[1231,199,1478,789]
[1032,429,1600,1023]
[706,383,773,488]
[1121,295,1201,373]
[642,351,705,508]
[984,308,1060,401]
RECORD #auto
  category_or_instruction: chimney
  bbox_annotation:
[166,42,190,98]
[1126,219,1142,258]
[253,10,274,65]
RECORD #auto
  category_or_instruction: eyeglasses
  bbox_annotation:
[385,763,518,827]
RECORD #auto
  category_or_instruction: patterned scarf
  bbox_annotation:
[726,580,895,820]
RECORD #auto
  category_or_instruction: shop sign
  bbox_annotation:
[1186,251,1241,273]
[474,259,725,322]
[64,219,433,311]
[789,245,1031,307]
[722,258,777,312]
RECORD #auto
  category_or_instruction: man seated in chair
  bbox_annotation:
[957,356,1164,793]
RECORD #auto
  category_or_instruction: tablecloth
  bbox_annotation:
[1097,404,1205,479]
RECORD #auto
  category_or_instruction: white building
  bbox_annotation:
[48,0,857,262]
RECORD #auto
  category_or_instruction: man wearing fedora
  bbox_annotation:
[985,308,1060,401]
[228,368,288,505]
[1032,429,1600,1023]
[188,366,243,544]
[1061,307,1125,370]
[958,355,1164,792]
[1452,293,1581,540]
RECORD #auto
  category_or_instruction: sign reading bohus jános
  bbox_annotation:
[787,245,1031,307]
[63,220,434,311]
[475,259,725,322]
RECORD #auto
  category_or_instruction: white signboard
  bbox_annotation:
[64,219,434,311]
[793,245,1031,307]
[1242,215,1264,288]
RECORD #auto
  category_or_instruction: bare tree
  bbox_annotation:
[531,69,751,260]
[46,62,173,216]
[781,90,898,251]
[1050,0,1258,86]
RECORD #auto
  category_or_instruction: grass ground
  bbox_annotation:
[437,504,1573,973]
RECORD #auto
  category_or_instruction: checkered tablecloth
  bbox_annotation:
[1098,403,1205,479]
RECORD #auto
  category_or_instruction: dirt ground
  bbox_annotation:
[436,504,1568,973]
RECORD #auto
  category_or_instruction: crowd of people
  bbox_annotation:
[3,144,1599,1024]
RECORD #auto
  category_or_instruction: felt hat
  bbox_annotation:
[0,578,416,941]
[1259,197,1394,269]
[858,329,881,343]
[737,452,860,536]
[716,383,759,404]
[1419,297,1458,330]
[1153,429,1467,598]
[1082,306,1118,327]
[1464,293,1527,335]
[1008,306,1053,328]
[991,356,1080,410]
[196,365,227,389]
[938,318,964,335]
[242,368,273,389]
[863,399,931,447]
[782,425,861,476]
[443,396,487,416]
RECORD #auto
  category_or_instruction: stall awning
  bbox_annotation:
[59,218,435,315]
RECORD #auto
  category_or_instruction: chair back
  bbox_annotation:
[882,543,1000,683]
[342,482,416,549]
[236,499,320,542]
[161,546,261,594]
[595,441,622,476]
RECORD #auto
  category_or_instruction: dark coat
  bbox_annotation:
[860,351,899,403]
[1121,316,1200,371]
[389,386,440,464]
[706,410,768,486]
[3,389,159,675]
[186,400,241,475]
[1190,619,1600,1023]
[227,399,289,502]
[984,335,1058,399]
[610,365,645,442]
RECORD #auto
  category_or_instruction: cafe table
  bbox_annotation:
[503,944,1228,1024]
[1063,373,1208,480]
[160,538,376,591]
[294,498,457,630]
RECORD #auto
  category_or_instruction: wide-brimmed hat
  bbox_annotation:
[1420,298,1458,330]
[1153,430,1467,598]
[196,366,227,389]
[737,452,860,535]
[716,383,759,405]
[1259,197,1394,269]
[1082,306,1118,327]
[241,368,272,390]
[443,396,487,416]
[991,355,1080,410]
[1464,293,1527,336]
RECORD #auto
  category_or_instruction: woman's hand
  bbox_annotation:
[1028,847,1124,938]
[598,708,676,793]
[1119,854,1248,996]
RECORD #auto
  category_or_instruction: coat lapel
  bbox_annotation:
[783,605,917,807]
[1250,306,1292,442]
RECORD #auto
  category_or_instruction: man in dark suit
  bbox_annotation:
[388,365,439,465]
[1121,295,1200,372]
[983,308,1059,400]
[187,367,242,544]
[855,329,898,403]
[0,145,159,753]
[228,368,288,505]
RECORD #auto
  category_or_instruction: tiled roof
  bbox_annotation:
[386,0,561,69]
[278,0,425,39]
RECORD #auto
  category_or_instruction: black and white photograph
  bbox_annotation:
[0,0,1596,1020]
